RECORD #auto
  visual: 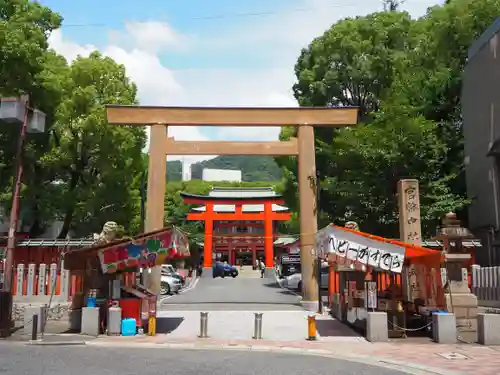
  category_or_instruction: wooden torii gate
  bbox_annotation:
[105,105,358,308]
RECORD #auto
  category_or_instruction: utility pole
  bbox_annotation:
[316,170,323,314]
[0,95,29,337]
[0,95,46,337]
[383,0,403,11]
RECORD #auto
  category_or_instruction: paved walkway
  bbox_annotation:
[160,274,302,311]
[155,311,360,340]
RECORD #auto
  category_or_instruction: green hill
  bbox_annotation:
[166,156,283,182]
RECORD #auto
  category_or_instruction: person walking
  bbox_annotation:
[197,262,202,277]
[259,259,265,278]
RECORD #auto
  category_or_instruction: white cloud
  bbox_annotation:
[202,0,442,53]
[48,27,210,163]
[48,30,95,62]
[124,21,190,53]
[48,0,443,164]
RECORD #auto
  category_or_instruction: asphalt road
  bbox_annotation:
[0,345,409,375]
[160,274,303,311]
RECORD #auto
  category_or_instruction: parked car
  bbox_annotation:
[213,262,239,278]
[282,267,329,291]
[160,274,182,295]
[161,264,186,285]
[278,263,301,278]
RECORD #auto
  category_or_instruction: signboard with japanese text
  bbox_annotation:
[317,225,405,273]
[281,255,301,264]
[397,179,424,301]
[397,179,422,245]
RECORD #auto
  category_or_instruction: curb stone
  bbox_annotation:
[27,340,86,346]
[84,340,462,375]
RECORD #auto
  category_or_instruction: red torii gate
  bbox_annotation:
[180,192,291,270]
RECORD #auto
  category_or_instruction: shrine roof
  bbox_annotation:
[16,238,95,247]
[192,203,288,213]
[274,236,298,245]
[180,187,282,202]
[272,237,481,248]
[209,187,279,199]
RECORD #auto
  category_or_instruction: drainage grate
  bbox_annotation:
[437,352,470,360]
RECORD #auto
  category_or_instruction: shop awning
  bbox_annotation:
[316,225,441,274]
[64,226,190,273]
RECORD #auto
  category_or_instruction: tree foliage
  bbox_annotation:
[0,1,146,239]
[43,52,146,237]
[293,11,414,117]
[279,0,499,238]
[189,156,283,182]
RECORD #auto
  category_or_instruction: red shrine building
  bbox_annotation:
[180,187,291,270]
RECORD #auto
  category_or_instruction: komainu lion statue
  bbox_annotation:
[93,221,119,245]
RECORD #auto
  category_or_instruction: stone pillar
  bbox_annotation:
[81,307,100,336]
[478,313,500,345]
[397,179,427,302]
[298,124,319,310]
[443,254,478,342]
[432,312,457,344]
[366,312,389,342]
[144,124,167,293]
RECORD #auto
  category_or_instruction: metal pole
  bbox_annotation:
[316,170,323,314]
[0,96,29,338]
[40,305,47,341]
[253,313,263,340]
[31,314,38,341]
[199,312,208,338]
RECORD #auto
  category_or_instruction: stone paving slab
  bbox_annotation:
[83,336,499,375]
[155,310,358,340]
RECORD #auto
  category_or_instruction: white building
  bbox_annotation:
[181,159,191,181]
[202,168,242,182]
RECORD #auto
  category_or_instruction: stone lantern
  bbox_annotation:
[432,212,478,340]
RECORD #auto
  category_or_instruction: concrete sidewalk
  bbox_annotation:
[5,324,500,374]
[82,335,499,375]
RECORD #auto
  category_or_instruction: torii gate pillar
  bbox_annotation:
[105,105,358,310]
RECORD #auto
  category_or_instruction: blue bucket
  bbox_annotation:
[86,297,97,308]
[121,318,137,336]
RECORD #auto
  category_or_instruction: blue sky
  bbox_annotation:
[42,0,444,162]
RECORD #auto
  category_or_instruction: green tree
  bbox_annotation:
[390,0,500,201]
[0,0,62,96]
[278,2,495,238]
[319,107,469,237]
[293,10,414,116]
[41,51,146,237]
[0,0,65,234]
